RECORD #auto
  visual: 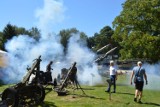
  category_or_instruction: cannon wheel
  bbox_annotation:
[2,88,19,107]
[33,85,45,104]
[18,85,45,106]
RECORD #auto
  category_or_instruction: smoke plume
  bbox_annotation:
[35,0,66,39]
[2,0,102,85]
[143,62,160,90]
[127,62,160,90]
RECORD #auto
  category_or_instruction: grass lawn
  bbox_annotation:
[0,75,160,107]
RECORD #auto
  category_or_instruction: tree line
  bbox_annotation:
[0,0,160,63]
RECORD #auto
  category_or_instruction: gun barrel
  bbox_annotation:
[60,62,76,90]
[22,56,42,84]
[95,47,117,62]
[103,47,117,58]
[97,44,110,53]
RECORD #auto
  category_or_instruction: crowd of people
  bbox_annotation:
[34,57,148,104]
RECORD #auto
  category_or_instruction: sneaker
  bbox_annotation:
[134,98,137,102]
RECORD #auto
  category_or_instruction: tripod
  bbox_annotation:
[73,79,86,95]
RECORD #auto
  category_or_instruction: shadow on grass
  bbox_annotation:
[38,101,57,107]
[45,87,53,95]
[116,92,134,96]
[79,88,95,90]
[117,83,130,86]
[143,102,160,106]
[71,93,105,100]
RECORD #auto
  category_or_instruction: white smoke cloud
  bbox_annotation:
[2,0,102,85]
[35,0,66,38]
[3,34,64,83]
[127,62,160,90]
[66,34,102,85]
[143,62,160,90]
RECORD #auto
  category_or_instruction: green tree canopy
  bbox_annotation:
[112,0,160,62]
[59,28,88,53]
[3,23,17,40]
[88,26,117,54]
[0,32,3,50]
[1,23,41,51]
[2,23,17,50]
[28,27,41,41]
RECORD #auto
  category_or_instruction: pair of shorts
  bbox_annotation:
[135,81,144,91]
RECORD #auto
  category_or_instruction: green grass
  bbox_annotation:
[0,75,160,107]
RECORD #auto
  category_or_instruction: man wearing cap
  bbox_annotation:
[105,60,117,93]
[130,61,148,103]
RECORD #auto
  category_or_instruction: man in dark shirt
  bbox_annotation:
[45,61,53,82]
[69,62,78,89]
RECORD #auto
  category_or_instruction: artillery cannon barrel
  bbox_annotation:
[96,44,110,53]
[21,55,42,84]
[95,47,117,62]
[60,62,76,90]
[102,47,117,59]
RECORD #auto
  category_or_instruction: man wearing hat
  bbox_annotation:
[130,61,148,103]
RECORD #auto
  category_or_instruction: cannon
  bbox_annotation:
[55,62,86,96]
[96,44,110,53]
[36,60,55,88]
[95,47,118,63]
[1,56,45,107]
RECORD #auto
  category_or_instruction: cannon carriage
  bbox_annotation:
[54,62,86,96]
[1,56,46,107]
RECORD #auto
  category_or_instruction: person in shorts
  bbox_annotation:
[130,61,148,103]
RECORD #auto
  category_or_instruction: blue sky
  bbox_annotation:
[0,0,125,36]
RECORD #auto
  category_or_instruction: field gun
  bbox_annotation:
[1,55,45,107]
[55,62,86,96]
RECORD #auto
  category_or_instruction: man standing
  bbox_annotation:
[46,61,53,72]
[45,61,53,83]
[105,60,117,93]
[69,62,78,89]
[130,61,148,103]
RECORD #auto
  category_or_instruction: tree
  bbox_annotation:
[28,27,41,41]
[1,23,41,51]
[15,27,29,35]
[87,36,95,49]
[2,23,17,50]
[91,26,115,53]
[59,28,88,53]
[0,32,3,49]
[112,0,160,62]
[59,28,77,51]
[15,26,41,41]
[3,23,17,40]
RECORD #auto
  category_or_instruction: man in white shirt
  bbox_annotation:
[105,60,117,93]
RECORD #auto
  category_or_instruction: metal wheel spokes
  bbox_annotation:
[2,88,18,107]
[18,85,45,106]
